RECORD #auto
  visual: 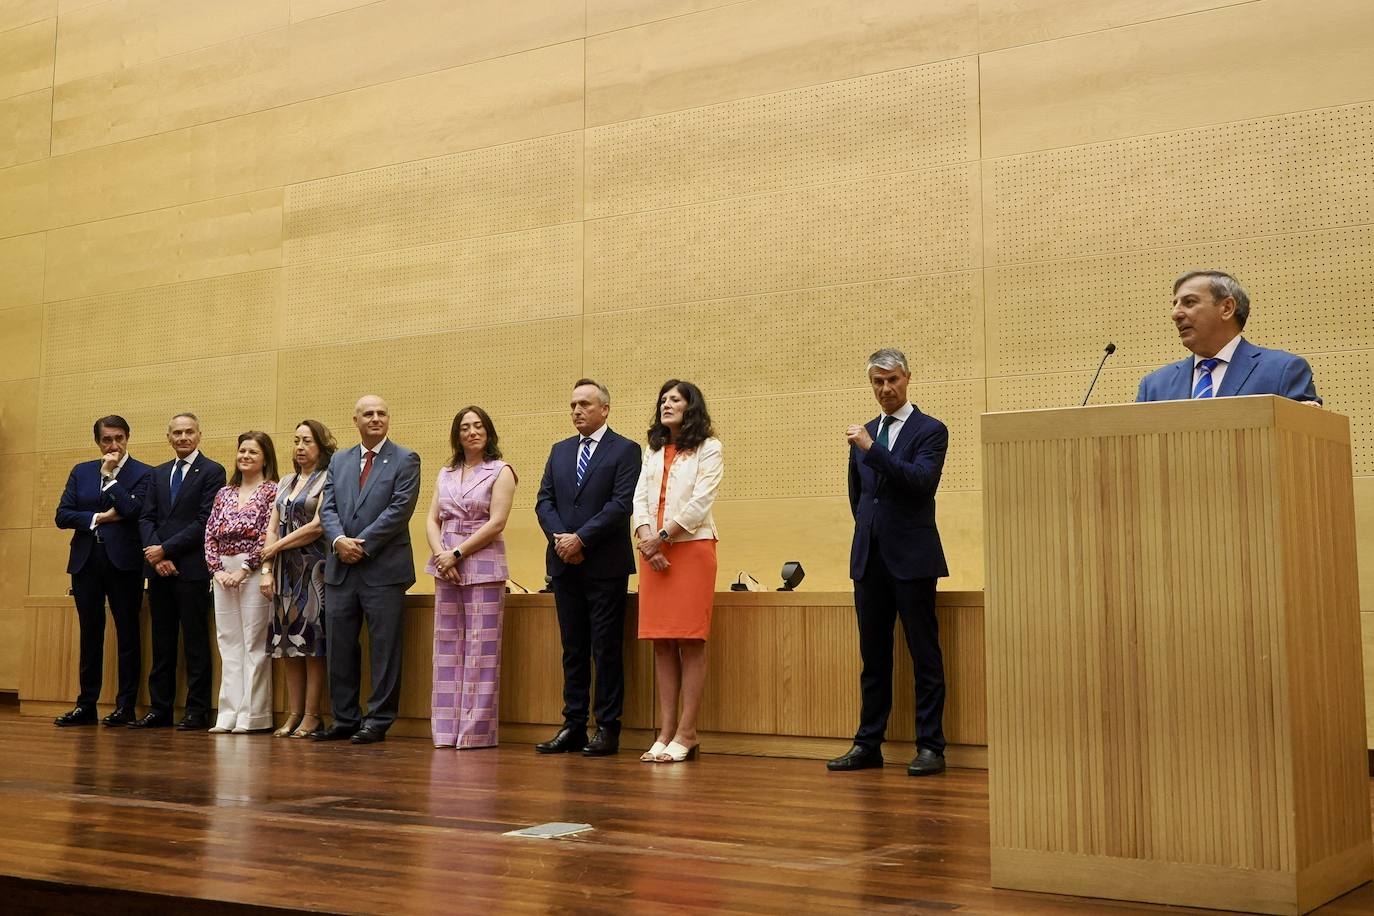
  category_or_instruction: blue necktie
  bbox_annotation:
[169,459,186,500]
[1192,358,1220,399]
[575,437,592,485]
[875,415,895,449]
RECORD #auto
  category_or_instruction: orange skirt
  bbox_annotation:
[637,539,716,640]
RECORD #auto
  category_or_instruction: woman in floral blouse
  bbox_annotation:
[205,431,279,733]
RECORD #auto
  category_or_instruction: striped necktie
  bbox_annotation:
[575,437,592,485]
[1192,358,1220,399]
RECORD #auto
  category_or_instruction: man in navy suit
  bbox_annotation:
[829,348,950,777]
[135,412,226,730]
[1136,270,1321,404]
[533,379,641,757]
[314,395,421,745]
[53,415,153,727]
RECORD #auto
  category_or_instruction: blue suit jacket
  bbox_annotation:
[139,453,226,581]
[1136,338,1321,404]
[56,456,154,574]
[319,440,421,588]
[535,428,641,579]
[848,406,949,581]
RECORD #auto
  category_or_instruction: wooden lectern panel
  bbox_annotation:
[984,397,1370,915]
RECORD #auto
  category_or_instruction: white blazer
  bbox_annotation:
[632,437,723,542]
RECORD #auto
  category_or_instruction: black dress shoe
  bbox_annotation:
[350,725,387,745]
[582,727,619,757]
[826,744,884,771]
[54,706,97,727]
[311,724,358,741]
[907,748,946,777]
[101,707,136,727]
[535,724,588,754]
[127,712,173,729]
[177,713,210,731]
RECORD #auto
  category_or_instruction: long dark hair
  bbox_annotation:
[293,419,336,476]
[448,406,502,468]
[229,431,279,487]
[647,379,714,452]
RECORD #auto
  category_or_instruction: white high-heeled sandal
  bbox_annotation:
[639,741,667,762]
[655,740,699,763]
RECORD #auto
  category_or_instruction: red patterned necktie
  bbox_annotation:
[359,449,374,488]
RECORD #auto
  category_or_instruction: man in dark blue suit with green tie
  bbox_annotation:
[53,415,152,727]
[829,348,950,777]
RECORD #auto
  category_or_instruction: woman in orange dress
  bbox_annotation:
[632,379,723,763]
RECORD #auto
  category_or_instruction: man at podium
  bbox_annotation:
[1136,269,1321,404]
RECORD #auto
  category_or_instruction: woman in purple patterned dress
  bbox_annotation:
[424,406,517,749]
[260,420,335,738]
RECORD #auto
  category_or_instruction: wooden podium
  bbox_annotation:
[982,396,1370,915]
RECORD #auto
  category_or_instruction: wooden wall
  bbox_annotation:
[1,1,1372,706]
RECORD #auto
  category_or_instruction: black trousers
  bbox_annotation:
[552,571,628,731]
[146,575,213,718]
[324,578,405,731]
[853,543,946,754]
[70,543,144,708]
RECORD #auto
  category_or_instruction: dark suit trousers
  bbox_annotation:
[70,542,144,708]
[146,575,213,717]
[552,571,627,731]
[325,578,405,731]
[853,543,946,754]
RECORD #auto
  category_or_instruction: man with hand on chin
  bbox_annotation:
[829,348,950,778]
[315,395,421,745]
[53,416,153,728]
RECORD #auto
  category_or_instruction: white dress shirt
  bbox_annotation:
[1192,334,1242,396]
[575,423,607,470]
[875,401,915,446]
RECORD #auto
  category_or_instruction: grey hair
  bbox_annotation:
[168,411,200,431]
[1174,269,1251,330]
[574,377,611,406]
[866,348,910,375]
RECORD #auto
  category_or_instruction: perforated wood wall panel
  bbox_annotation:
[986,104,1374,266]
[586,272,982,397]
[43,271,281,376]
[587,165,980,311]
[586,59,977,218]
[284,226,581,346]
[284,134,581,264]
[988,226,1374,377]
[37,356,276,452]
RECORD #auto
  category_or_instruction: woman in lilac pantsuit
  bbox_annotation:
[424,406,517,748]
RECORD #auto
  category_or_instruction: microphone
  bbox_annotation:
[1080,343,1117,406]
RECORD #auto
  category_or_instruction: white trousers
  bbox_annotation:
[213,555,273,730]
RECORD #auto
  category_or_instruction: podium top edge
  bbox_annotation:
[980,395,1349,444]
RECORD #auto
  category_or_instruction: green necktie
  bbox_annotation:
[876,415,895,449]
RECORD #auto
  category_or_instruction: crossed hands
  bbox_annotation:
[335,536,367,565]
[214,568,250,589]
[635,528,670,573]
[144,545,179,577]
[432,548,463,584]
[552,533,584,565]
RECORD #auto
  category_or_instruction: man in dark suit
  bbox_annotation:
[533,379,641,757]
[315,395,421,745]
[829,348,950,777]
[135,412,226,730]
[53,415,153,727]
[1136,270,1321,404]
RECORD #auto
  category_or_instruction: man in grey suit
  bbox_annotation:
[314,395,421,744]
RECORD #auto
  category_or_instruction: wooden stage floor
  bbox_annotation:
[1,703,1372,916]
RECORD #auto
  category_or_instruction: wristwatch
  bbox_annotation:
[452,546,464,560]
[658,528,670,541]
